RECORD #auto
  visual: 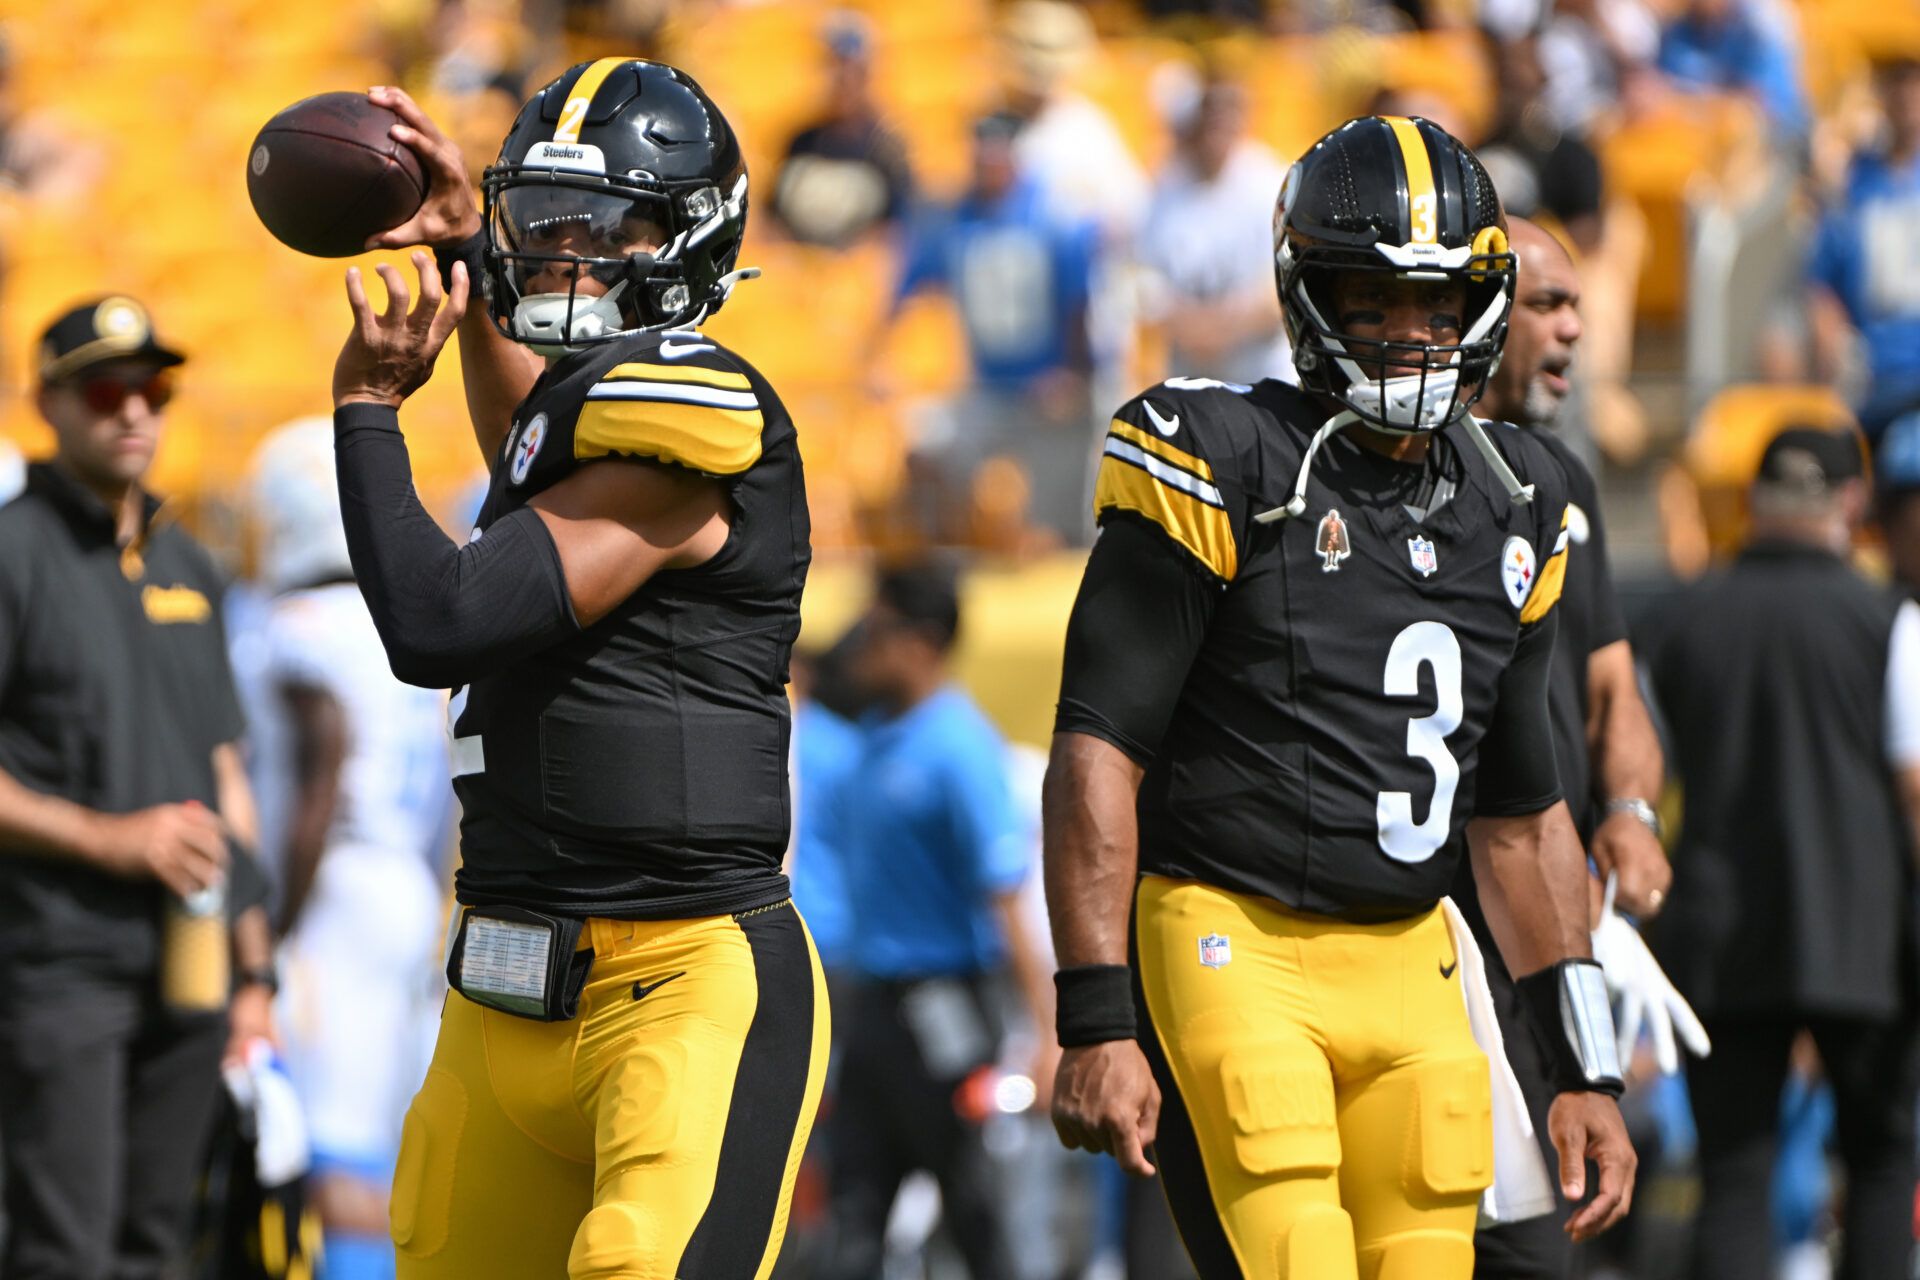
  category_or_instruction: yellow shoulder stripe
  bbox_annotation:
[575,399,764,475]
[1095,454,1237,580]
[1107,418,1214,482]
[604,362,752,392]
[1519,509,1572,626]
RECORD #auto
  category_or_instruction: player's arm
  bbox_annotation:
[330,254,729,686]
[1468,516,1636,1242]
[275,682,347,936]
[365,85,542,462]
[1585,640,1670,914]
[1046,513,1219,1176]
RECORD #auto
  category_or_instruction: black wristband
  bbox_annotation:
[434,230,487,284]
[1054,964,1136,1047]
[1515,959,1626,1097]
[235,965,279,996]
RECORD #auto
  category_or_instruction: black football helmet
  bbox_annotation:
[482,59,750,353]
[1273,115,1514,435]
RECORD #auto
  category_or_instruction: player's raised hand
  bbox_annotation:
[1051,1039,1161,1177]
[1550,1091,1637,1242]
[364,85,482,250]
[334,252,469,409]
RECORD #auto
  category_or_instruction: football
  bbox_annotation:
[246,91,426,258]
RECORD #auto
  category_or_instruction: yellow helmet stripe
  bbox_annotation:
[1383,116,1438,245]
[553,58,629,143]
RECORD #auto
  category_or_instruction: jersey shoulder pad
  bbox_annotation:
[1478,421,1573,626]
[1096,377,1256,582]
[572,331,766,477]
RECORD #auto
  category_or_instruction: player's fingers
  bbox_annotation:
[1110,1119,1156,1178]
[1567,1144,1632,1240]
[1552,1115,1587,1201]
[388,122,464,180]
[371,86,444,143]
[412,251,443,321]
[427,262,469,349]
[344,267,375,328]
[1138,1079,1162,1148]
[374,262,410,323]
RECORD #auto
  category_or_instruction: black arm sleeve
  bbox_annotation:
[1474,607,1565,816]
[333,403,580,690]
[1054,513,1217,765]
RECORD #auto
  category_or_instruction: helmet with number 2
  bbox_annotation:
[483,59,750,355]
[1273,115,1514,435]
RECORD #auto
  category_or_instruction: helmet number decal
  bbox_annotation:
[1377,621,1462,864]
[1410,193,1437,245]
[556,97,589,142]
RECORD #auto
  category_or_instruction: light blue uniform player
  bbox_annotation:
[246,419,454,1280]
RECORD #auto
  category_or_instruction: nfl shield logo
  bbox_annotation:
[1407,536,1438,577]
[1198,933,1232,969]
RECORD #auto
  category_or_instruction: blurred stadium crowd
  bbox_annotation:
[2,0,1920,1277]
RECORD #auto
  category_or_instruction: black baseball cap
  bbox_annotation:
[1755,426,1864,497]
[37,297,186,385]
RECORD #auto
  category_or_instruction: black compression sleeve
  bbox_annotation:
[333,403,580,689]
[1474,608,1564,815]
[1054,513,1217,764]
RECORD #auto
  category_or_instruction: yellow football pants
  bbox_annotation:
[1136,877,1493,1280]
[389,901,829,1280]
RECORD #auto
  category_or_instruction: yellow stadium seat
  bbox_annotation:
[1685,383,1859,558]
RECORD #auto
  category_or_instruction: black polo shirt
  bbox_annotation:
[0,463,245,968]
[1645,540,1913,1019]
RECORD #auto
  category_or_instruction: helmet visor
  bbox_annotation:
[488,184,673,298]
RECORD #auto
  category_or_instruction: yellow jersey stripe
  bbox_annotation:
[1107,419,1214,482]
[1096,454,1238,580]
[554,58,627,143]
[1520,511,1572,625]
[604,361,753,392]
[575,398,764,475]
[1384,116,1437,245]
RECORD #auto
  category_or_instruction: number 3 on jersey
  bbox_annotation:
[1376,621,1462,863]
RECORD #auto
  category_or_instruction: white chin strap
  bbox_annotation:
[511,280,632,356]
[1255,409,1536,525]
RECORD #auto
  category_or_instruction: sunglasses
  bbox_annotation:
[77,369,174,415]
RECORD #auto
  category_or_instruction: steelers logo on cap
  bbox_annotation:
[94,297,150,343]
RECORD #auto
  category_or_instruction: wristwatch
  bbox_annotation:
[235,965,279,996]
[1604,796,1663,838]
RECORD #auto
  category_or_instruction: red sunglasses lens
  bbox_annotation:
[79,371,173,414]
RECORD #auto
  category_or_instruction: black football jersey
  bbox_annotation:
[450,327,809,919]
[1062,378,1571,922]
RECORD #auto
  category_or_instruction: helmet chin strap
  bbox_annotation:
[1255,407,1535,525]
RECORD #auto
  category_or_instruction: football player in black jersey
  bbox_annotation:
[324,61,824,1279]
[1043,117,1636,1279]
[1461,218,1702,1280]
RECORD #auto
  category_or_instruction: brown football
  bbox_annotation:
[247,92,426,257]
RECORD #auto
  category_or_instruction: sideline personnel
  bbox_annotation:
[1647,427,1920,1280]
[1044,117,1634,1279]
[329,61,825,1278]
[0,297,275,1279]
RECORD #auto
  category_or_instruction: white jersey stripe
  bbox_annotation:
[585,382,760,411]
[1104,437,1227,508]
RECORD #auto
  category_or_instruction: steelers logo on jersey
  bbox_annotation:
[1501,536,1537,609]
[509,412,548,486]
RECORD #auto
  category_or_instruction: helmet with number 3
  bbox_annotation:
[1273,115,1515,434]
[482,59,750,355]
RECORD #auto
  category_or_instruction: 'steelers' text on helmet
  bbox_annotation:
[1273,115,1514,434]
[483,59,750,354]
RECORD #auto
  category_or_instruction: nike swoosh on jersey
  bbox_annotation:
[658,338,717,358]
[1143,400,1180,437]
[1440,959,1458,979]
[632,970,688,1000]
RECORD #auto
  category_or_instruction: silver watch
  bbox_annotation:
[1605,796,1663,838]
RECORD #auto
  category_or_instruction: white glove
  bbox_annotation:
[1590,873,1712,1075]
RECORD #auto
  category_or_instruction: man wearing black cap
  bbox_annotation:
[0,298,276,1279]
[1644,425,1920,1280]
